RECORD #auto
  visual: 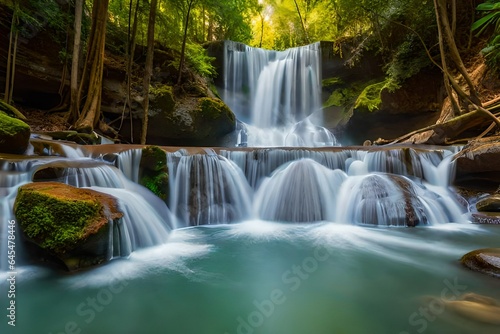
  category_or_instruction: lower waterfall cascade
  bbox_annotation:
[1,143,500,334]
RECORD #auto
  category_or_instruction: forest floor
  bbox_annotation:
[23,108,69,132]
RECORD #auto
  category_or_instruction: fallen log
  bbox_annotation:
[374,104,500,145]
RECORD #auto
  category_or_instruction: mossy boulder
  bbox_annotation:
[139,146,169,202]
[0,112,31,154]
[144,83,235,145]
[150,85,176,113]
[193,97,235,138]
[14,182,123,271]
[461,248,500,279]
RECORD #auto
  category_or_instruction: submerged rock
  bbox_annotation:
[476,194,500,212]
[14,182,123,271]
[0,111,31,154]
[461,248,500,279]
[432,293,500,325]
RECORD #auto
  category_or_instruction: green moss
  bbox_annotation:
[322,77,343,87]
[150,85,176,113]
[354,79,399,112]
[324,90,347,108]
[209,82,221,99]
[197,97,235,123]
[14,189,101,253]
[141,173,169,200]
[140,146,169,202]
[0,100,27,120]
[0,112,30,136]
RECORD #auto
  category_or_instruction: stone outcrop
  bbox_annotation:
[122,84,236,145]
[14,182,123,271]
[0,110,31,154]
[455,136,500,190]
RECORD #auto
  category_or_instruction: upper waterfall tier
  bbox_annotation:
[220,41,338,147]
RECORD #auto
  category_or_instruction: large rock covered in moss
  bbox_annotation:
[146,85,235,145]
[193,97,235,137]
[14,182,123,271]
[0,111,31,154]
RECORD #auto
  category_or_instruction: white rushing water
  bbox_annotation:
[167,151,252,228]
[2,142,498,334]
[0,144,471,273]
[221,41,338,147]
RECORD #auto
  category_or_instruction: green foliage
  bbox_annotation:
[185,43,216,77]
[322,77,343,87]
[472,1,500,73]
[140,173,169,200]
[323,90,346,108]
[14,189,101,253]
[354,79,399,112]
[140,146,169,201]
[385,35,432,83]
[472,1,500,36]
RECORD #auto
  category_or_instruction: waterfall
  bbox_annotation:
[0,161,33,271]
[167,152,252,227]
[90,187,171,257]
[0,143,470,273]
[116,148,142,183]
[221,41,338,147]
[254,159,347,222]
[335,173,465,226]
[0,149,174,271]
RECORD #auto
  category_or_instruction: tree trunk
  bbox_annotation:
[8,27,19,104]
[4,3,18,104]
[436,0,480,105]
[69,0,83,122]
[259,12,264,48]
[74,0,110,133]
[141,0,158,144]
[177,0,196,85]
[292,0,310,44]
[119,0,140,138]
